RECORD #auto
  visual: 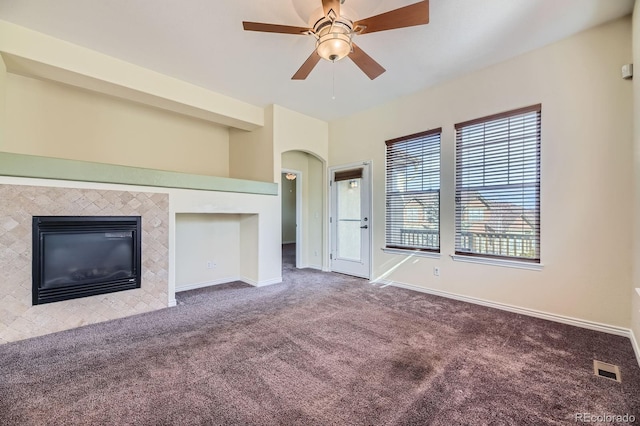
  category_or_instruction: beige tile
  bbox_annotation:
[0,184,169,343]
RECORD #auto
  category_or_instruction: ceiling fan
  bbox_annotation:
[242,0,429,80]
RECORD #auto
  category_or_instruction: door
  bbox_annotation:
[330,162,371,278]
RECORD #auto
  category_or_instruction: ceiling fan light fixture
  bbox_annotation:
[315,23,352,62]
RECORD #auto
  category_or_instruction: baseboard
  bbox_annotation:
[282,240,295,245]
[168,299,177,307]
[241,276,282,287]
[175,277,241,293]
[306,264,323,271]
[375,279,632,338]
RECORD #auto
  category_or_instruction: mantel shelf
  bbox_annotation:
[0,152,277,196]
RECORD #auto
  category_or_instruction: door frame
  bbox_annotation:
[282,168,303,269]
[328,161,372,279]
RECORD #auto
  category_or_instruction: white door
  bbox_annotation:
[330,163,371,279]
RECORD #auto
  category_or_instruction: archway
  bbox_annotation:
[281,150,325,270]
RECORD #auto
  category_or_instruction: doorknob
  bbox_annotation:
[360,225,368,229]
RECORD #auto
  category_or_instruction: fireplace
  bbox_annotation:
[32,216,142,305]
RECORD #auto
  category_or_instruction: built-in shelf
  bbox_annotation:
[0,152,277,195]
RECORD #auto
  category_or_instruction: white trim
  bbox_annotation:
[374,279,631,337]
[307,264,323,271]
[382,248,441,259]
[241,276,282,287]
[168,298,177,307]
[175,277,242,293]
[635,288,640,297]
[630,329,640,369]
[450,254,543,271]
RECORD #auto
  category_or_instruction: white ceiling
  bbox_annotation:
[0,0,634,122]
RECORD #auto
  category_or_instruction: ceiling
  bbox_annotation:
[0,0,634,122]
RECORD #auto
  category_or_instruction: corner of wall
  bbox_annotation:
[632,0,640,367]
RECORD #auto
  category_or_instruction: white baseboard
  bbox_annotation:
[168,299,177,307]
[175,277,241,293]
[374,279,633,339]
[282,240,295,244]
[241,276,282,287]
[306,264,323,271]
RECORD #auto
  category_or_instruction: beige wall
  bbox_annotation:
[0,20,264,131]
[275,105,329,270]
[0,57,5,147]
[330,17,633,328]
[3,73,230,176]
[175,213,241,291]
[632,4,640,358]
[229,105,274,182]
[281,173,297,244]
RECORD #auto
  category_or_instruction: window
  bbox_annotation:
[455,105,541,262]
[385,128,441,252]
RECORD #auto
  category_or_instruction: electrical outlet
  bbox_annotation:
[314,250,318,256]
[207,261,216,269]
[433,267,440,277]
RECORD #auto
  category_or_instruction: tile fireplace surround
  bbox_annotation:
[0,184,169,343]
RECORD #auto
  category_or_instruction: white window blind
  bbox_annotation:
[385,128,441,252]
[455,105,541,262]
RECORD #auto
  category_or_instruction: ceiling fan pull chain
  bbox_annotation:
[332,61,336,100]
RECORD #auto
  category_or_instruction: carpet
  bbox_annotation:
[0,244,638,425]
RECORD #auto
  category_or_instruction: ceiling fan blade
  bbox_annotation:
[348,43,385,80]
[322,0,341,18]
[292,51,322,80]
[243,21,310,35]
[354,0,429,35]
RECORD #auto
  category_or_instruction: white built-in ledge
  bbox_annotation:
[0,152,277,195]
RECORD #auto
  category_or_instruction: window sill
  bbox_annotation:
[382,248,441,259]
[450,254,543,271]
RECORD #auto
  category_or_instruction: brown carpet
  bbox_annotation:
[0,244,639,425]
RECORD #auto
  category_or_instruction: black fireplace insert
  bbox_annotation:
[32,216,142,305]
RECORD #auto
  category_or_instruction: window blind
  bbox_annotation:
[454,105,541,262]
[385,128,441,252]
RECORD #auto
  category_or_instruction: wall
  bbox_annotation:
[0,57,5,146]
[175,214,241,291]
[3,73,230,177]
[281,174,297,244]
[329,17,633,329]
[0,20,264,131]
[275,106,329,270]
[0,180,169,343]
[632,3,640,361]
[229,105,274,183]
